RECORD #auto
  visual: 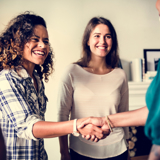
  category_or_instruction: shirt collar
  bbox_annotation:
[10,66,41,83]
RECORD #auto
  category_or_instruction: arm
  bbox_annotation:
[78,106,148,131]
[1,72,103,141]
[108,106,148,128]
[0,73,42,141]
[32,118,103,138]
[56,69,76,159]
[56,68,104,159]
[78,74,148,137]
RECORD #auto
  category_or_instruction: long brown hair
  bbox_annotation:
[75,17,119,68]
[0,11,54,82]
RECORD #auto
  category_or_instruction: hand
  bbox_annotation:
[78,123,103,140]
[81,128,110,141]
[78,117,105,128]
[78,117,109,132]
[78,117,110,141]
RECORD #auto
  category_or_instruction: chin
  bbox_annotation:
[35,61,44,65]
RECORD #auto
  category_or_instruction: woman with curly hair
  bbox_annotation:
[0,12,105,160]
[58,17,129,160]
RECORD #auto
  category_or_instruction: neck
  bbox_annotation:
[85,53,114,74]
[22,63,35,78]
[88,58,108,70]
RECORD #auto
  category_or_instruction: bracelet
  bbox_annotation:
[72,119,80,137]
[106,116,113,132]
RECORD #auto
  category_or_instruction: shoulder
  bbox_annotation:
[0,69,16,91]
[61,64,81,77]
[0,69,13,80]
[0,69,10,75]
[64,63,79,73]
[0,68,26,86]
[113,68,128,91]
[60,63,83,83]
[113,68,127,80]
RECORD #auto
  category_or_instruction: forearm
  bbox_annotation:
[33,118,89,138]
[33,120,74,138]
[106,106,148,128]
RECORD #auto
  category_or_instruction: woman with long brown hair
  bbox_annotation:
[58,17,129,160]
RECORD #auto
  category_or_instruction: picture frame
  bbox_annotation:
[143,49,160,73]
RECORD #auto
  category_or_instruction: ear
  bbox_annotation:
[87,40,90,46]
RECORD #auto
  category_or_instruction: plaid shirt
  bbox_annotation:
[0,67,48,160]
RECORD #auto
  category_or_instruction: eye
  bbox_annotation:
[31,37,39,42]
[94,35,100,38]
[43,40,49,45]
[105,35,112,39]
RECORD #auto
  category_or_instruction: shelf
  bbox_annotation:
[128,81,150,111]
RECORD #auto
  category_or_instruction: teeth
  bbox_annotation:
[98,47,106,49]
[34,51,44,55]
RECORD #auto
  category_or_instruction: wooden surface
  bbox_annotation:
[131,155,149,160]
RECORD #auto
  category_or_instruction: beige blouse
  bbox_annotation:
[57,64,129,159]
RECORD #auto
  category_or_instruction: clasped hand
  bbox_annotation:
[77,117,110,142]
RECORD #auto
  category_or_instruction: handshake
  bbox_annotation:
[76,116,113,142]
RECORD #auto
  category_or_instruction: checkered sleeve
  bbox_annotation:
[0,73,42,140]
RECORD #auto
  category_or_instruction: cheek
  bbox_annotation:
[108,40,113,47]
[23,45,29,56]
[46,46,50,54]
[24,43,32,53]
[25,42,32,49]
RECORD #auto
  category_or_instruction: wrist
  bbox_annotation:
[102,116,107,124]
[107,115,114,128]
[72,119,80,137]
[102,116,114,129]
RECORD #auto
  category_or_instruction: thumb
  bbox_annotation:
[77,118,92,129]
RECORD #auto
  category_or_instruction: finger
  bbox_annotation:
[90,135,96,141]
[102,124,110,131]
[78,118,91,129]
[94,137,99,142]
[92,125,103,134]
[85,135,91,140]
[103,129,110,136]
[82,135,86,138]
[93,129,103,139]
[102,134,107,139]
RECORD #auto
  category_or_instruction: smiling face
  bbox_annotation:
[23,25,49,70]
[87,24,113,59]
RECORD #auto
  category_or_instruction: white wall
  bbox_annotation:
[0,0,159,159]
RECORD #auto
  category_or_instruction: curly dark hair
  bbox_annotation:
[0,11,54,82]
[75,17,119,68]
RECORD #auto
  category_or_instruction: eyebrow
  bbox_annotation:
[93,33,111,35]
[32,35,49,41]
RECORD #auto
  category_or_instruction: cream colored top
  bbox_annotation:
[57,64,129,159]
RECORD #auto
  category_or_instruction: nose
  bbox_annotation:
[38,41,45,48]
[99,36,106,44]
